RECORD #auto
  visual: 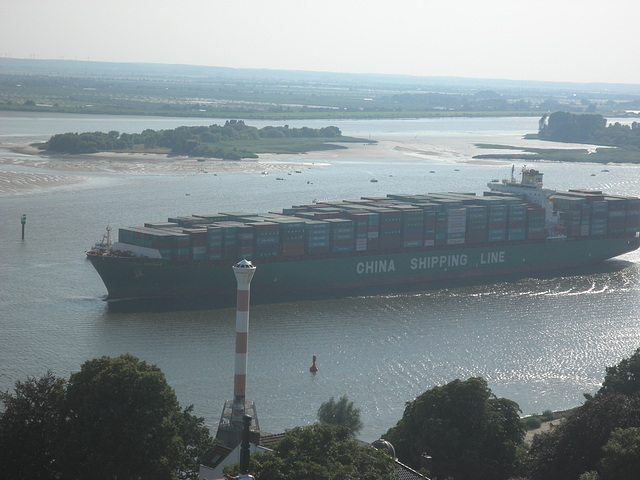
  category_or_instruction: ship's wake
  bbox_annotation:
[370,259,639,304]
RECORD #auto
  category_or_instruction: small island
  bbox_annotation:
[36,120,374,160]
[474,112,640,164]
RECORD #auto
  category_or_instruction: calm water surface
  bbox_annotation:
[2,112,640,441]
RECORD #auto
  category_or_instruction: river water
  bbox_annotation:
[1,112,640,441]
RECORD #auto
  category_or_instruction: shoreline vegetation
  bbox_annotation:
[35,120,373,160]
[33,112,640,166]
[473,112,640,164]
[473,143,640,164]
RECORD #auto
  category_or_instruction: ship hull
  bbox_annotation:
[87,235,640,303]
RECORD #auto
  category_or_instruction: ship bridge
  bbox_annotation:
[488,167,558,228]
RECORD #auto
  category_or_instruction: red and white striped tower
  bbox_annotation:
[215,258,259,448]
[231,258,256,427]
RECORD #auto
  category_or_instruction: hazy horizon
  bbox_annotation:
[2,0,639,85]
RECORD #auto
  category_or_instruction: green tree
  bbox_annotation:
[598,347,640,396]
[522,349,640,480]
[522,393,640,480]
[174,405,219,479]
[318,126,341,137]
[579,472,601,480]
[0,355,215,480]
[600,427,640,480]
[384,377,524,480]
[225,423,395,480]
[538,113,548,131]
[538,111,640,147]
[0,371,65,480]
[59,354,213,480]
[317,395,363,436]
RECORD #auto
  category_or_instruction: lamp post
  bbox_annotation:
[238,414,254,479]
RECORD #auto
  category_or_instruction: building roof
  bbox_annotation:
[394,460,428,480]
[256,432,286,450]
[200,444,233,470]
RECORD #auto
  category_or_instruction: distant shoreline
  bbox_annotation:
[0,105,543,120]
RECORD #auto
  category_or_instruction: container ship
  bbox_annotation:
[87,168,640,302]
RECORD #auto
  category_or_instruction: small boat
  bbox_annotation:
[370,179,378,183]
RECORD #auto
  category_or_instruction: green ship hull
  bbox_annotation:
[87,235,640,303]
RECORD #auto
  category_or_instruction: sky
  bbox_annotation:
[2,0,639,85]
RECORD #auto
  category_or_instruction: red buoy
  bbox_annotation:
[310,355,318,373]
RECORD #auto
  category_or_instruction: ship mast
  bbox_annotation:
[105,225,112,252]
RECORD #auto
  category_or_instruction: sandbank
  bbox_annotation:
[0,144,324,196]
[0,140,503,196]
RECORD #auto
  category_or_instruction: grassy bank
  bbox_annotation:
[474,143,640,164]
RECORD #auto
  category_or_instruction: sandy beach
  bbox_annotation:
[0,141,507,196]
[0,144,335,196]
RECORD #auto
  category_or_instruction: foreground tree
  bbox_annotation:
[600,427,640,480]
[523,349,640,480]
[0,354,214,480]
[0,371,65,480]
[317,395,363,436]
[598,347,640,397]
[384,377,524,480]
[523,393,640,480]
[225,423,395,480]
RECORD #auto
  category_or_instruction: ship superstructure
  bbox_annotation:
[488,166,558,228]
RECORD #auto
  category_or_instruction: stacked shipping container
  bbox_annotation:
[114,189,640,263]
[550,191,640,239]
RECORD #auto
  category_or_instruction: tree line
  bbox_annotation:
[40,120,344,160]
[4,348,640,479]
[539,111,640,148]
